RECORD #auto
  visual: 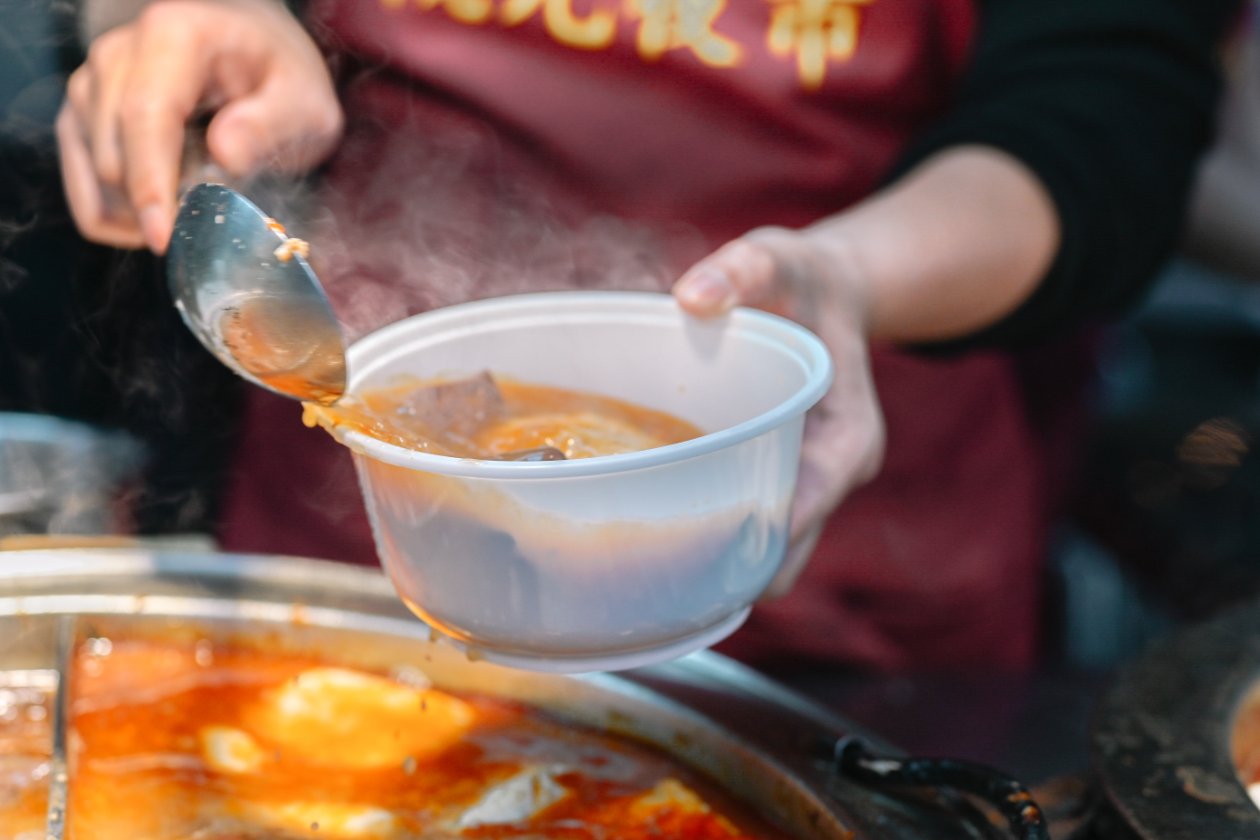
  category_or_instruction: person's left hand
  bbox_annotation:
[673,226,886,598]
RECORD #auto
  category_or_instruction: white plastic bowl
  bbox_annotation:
[334,291,832,672]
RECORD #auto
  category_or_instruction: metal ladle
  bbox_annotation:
[167,182,347,405]
[165,183,565,462]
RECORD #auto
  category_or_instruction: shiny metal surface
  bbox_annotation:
[42,618,71,840]
[0,549,992,839]
[1092,598,1260,839]
[167,183,346,404]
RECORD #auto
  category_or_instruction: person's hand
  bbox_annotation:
[673,226,886,597]
[57,0,343,254]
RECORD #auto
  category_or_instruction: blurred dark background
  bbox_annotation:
[0,0,242,536]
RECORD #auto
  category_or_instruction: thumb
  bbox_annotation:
[674,233,785,317]
[206,77,343,178]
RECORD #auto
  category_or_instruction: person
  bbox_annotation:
[1185,3,1260,280]
[56,0,1239,671]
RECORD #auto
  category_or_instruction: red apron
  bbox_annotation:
[220,0,1054,670]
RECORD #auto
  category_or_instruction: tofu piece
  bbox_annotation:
[243,667,475,770]
[239,802,398,838]
[628,778,741,835]
[454,765,571,828]
[630,778,711,818]
[201,726,266,775]
[0,755,47,840]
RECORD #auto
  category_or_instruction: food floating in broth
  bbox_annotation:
[0,636,788,839]
[303,372,703,461]
[0,682,49,839]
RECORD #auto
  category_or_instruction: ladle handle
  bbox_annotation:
[178,120,230,196]
[830,736,1051,840]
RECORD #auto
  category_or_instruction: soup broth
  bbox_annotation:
[0,637,788,839]
[303,373,703,460]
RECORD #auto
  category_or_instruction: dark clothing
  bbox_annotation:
[907,0,1238,349]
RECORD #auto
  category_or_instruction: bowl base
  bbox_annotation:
[432,607,753,674]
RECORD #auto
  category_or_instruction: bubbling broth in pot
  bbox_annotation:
[302,372,703,460]
[0,680,51,839]
[0,636,790,839]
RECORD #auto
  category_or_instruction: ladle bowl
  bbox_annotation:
[166,183,347,405]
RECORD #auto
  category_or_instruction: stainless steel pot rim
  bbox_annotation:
[0,547,867,839]
[0,547,1054,840]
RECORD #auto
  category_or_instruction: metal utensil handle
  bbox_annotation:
[44,616,74,840]
[832,736,1050,840]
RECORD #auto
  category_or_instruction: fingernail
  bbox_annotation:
[677,266,737,313]
[139,205,170,254]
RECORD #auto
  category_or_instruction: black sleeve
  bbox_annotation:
[892,0,1243,350]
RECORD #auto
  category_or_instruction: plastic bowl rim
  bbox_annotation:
[335,291,834,479]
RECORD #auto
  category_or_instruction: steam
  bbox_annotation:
[0,30,708,542]
[0,218,35,295]
[251,86,707,341]
[0,414,143,538]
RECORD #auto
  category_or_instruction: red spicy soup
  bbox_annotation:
[303,372,703,460]
[0,636,791,839]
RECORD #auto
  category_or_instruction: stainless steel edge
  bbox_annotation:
[0,548,981,839]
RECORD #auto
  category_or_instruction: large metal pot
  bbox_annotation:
[0,548,1042,839]
[1091,597,1260,838]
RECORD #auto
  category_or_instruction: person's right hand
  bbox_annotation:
[57,0,343,254]
[673,227,887,599]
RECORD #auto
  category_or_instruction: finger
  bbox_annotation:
[760,405,880,600]
[792,351,884,527]
[84,31,130,187]
[790,410,869,528]
[62,64,92,124]
[206,70,343,178]
[57,104,146,249]
[772,323,885,598]
[673,237,780,316]
[118,18,212,253]
[789,426,840,535]
[57,104,103,233]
